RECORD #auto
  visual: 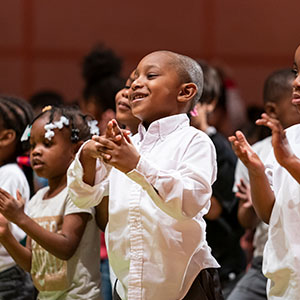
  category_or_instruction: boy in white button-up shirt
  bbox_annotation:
[68,50,223,300]
[229,45,300,300]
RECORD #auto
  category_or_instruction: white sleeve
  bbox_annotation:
[127,135,217,220]
[233,159,250,193]
[0,165,30,242]
[264,152,275,190]
[67,143,110,209]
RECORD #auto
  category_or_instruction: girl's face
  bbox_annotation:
[292,45,300,112]
[29,114,75,181]
[115,72,140,133]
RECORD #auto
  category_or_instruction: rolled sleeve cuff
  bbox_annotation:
[67,142,110,209]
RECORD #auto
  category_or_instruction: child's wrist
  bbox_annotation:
[279,154,298,169]
[14,212,29,229]
[123,155,141,174]
[248,162,265,177]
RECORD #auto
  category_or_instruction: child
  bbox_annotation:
[114,71,140,134]
[80,44,124,134]
[68,50,223,300]
[0,105,102,299]
[95,72,141,298]
[228,68,300,300]
[0,95,36,299]
[96,71,140,232]
[228,44,300,299]
[190,62,246,298]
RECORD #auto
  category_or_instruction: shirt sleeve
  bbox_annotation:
[67,142,110,209]
[233,159,250,192]
[127,134,217,221]
[0,165,30,242]
[264,152,275,190]
[64,193,94,216]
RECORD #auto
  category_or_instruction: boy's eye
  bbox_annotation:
[29,143,35,149]
[147,73,158,79]
[292,69,299,77]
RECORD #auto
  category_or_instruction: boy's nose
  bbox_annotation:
[293,75,300,90]
[131,78,143,91]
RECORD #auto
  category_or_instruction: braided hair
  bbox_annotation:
[31,105,97,144]
[0,95,34,157]
[0,96,34,195]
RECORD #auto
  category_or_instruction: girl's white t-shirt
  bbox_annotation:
[27,186,101,300]
[0,163,30,272]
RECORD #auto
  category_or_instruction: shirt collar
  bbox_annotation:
[137,114,190,142]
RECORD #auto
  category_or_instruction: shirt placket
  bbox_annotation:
[127,132,157,299]
[128,186,143,300]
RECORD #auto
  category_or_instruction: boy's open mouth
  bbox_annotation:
[292,93,300,105]
[131,93,148,102]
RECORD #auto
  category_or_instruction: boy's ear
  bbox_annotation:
[177,83,198,104]
[264,102,278,119]
[0,129,16,148]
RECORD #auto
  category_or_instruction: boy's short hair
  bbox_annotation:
[263,68,294,104]
[162,51,204,110]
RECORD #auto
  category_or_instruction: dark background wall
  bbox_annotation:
[0,0,299,106]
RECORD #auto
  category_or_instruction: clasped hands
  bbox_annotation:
[89,119,140,174]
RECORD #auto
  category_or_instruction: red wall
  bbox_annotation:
[0,0,299,106]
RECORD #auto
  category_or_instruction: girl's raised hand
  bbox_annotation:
[228,131,264,174]
[0,189,25,225]
[256,113,294,167]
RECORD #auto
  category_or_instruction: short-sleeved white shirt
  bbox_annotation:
[27,187,101,300]
[0,163,30,272]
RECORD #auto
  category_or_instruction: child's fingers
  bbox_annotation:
[105,120,115,139]
[95,137,115,150]
[235,191,247,201]
[111,119,123,136]
[237,183,246,194]
[228,135,237,143]
[16,190,25,206]
[235,130,248,146]
[122,130,132,144]
[256,113,282,132]
[0,188,10,199]
[102,154,112,163]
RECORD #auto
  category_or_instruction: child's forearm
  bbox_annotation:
[0,230,32,272]
[95,196,108,232]
[238,203,260,229]
[248,170,275,224]
[80,148,97,186]
[15,213,88,261]
[280,154,300,184]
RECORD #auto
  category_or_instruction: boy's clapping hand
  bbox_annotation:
[229,131,265,175]
[256,113,295,168]
[93,119,140,173]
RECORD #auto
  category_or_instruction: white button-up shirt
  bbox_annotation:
[263,124,300,300]
[68,114,219,300]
